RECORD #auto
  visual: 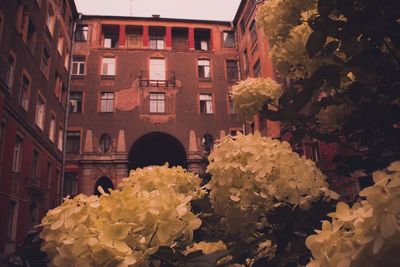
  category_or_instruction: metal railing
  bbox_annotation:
[138,71,176,87]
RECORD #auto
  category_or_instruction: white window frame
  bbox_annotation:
[101,57,115,76]
[149,93,166,113]
[199,94,213,114]
[100,92,114,112]
[35,95,45,130]
[72,56,85,75]
[12,136,23,172]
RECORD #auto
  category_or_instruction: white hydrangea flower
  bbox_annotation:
[184,241,227,255]
[306,161,400,267]
[207,132,334,235]
[231,78,283,120]
[40,165,204,267]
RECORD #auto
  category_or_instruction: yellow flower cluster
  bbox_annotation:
[306,162,400,267]
[184,241,227,255]
[207,132,336,235]
[40,165,204,267]
[231,78,282,120]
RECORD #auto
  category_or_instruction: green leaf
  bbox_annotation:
[306,30,327,58]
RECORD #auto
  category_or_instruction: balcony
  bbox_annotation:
[139,71,176,87]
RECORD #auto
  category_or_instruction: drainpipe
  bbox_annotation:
[231,20,247,135]
[60,13,81,203]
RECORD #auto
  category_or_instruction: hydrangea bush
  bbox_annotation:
[40,165,204,267]
[231,78,283,120]
[206,132,337,235]
[306,162,400,267]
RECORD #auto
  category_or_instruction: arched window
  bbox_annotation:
[99,133,112,152]
[202,133,214,153]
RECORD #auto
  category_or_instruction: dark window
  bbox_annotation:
[240,19,245,35]
[75,25,88,41]
[69,92,82,113]
[223,31,235,48]
[20,75,30,110]
[72,55,85,75]
[199,94,213,114]
[7,201,17,241]
[149,27,165,50]
[194,29,211,51]
[66,131,80,154]
[47,162,52,189]
[172,28,188,50]
[103,25,119,48]
[12,136,23,172]
[228,95,236,114]
[198,59,211,79]
[253,59,261,77]
[100,92,114,112]
[126,26,142,48]
[41,47,50,78]
[63,173,77,197]
[149,93,166,113]
[226,60,239,81]
[202,133,214,153]
[99,134,112,152]
[31,150,39,181]
[5,55,15,90]
[250,20,258,45]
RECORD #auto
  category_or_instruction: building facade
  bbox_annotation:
[0,0,77,257]
[65,15,243,196]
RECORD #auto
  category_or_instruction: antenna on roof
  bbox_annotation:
[129,0,133,16]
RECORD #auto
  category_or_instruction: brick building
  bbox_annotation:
[0,0,77,257]
[65,15,243,196]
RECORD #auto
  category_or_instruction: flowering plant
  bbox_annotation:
[40,165,204,267]
[231,78,283,120]
[206,132,337,235]
[306,161,400,267]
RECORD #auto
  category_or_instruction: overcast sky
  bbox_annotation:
[74,0,242,21]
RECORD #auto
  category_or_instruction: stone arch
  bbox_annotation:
[128,132,187,171]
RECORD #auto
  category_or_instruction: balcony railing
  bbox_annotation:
[172,39,189,50]
[139,71,176,87]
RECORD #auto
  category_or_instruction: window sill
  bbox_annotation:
[199,78,211,82]
[71,74,85,79]
[200,113,214,115]
[99,111,114,113]
[100,75,115,80]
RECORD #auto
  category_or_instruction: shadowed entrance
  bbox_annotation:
[128,132,187,171]
[94,176,114,196]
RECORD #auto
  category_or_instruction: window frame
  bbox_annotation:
[35,94,46,130]
[199,93,214,115]
[226,59,239,81]
[222,31,235,48]
[71,55,86,75]
[74,25,88,42]
[12,135,23,173]
[100,92,114,113]
[69,91,83,113]
[101,57,116,76]
[19,72,31,111]
[65,130,81,154]
[49,112,56,142]
[198,59,211,80]
[149,92,166,113]
[5,52,16,91]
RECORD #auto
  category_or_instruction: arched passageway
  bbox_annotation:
[94,176,114,196]
[128,132,187,171]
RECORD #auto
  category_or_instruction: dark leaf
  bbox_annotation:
[311,65,342,88]
[306,30,327,58]
[180,250,230,267]
[289,129,306,146]
[320,40,339,55]
[318,0,335,17]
